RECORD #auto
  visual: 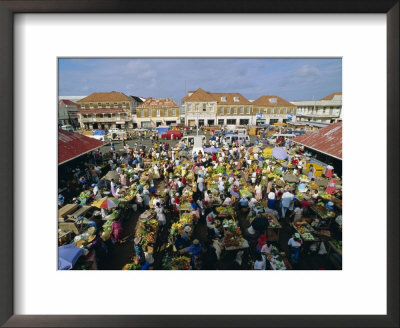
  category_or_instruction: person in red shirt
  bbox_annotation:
[212,154,217,162]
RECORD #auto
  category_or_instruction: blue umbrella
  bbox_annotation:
[203,147,219,153]
[272,147,288,160]
[58,244,82,270]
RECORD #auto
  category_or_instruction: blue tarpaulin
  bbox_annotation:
[93,130,105,135]
[157,126,170,135]
[58,244,82,270]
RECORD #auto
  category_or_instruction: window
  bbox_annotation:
[277,108,281,114]
[83,114,87,118]
[89,102,93,108]
[240,119,249,125]
[106,102,110,108]
[203,103,206,111]
[218,119,224,125]
[246,107,251,114]
[221,96,226,102]
[140,109,144,117]
[122,102,126,107]
[195,104,199,112]
[323,108,326,114]
[264,108,267,114]
[219,107,224,115]
[269,97,277,104]
[257,108,260,114]
[233,107,237,114]
[114,102,118,108]
[81,103,85,109]
[187,104,191,112]
[284,107,287,114]
[97,102,102,108]
[240,107,244,114]
[172,109,176,116]
[156,109,160,117]
[227,119,236,124]
[233,96,239,102]
[164,109,168,116]
[226,107,231,114]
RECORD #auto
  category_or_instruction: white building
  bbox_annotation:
[291,92,342,124]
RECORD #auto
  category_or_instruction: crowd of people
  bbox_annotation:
[59,127,342,270]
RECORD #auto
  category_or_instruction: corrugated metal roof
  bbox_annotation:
[58,130,104,165]
[291,122,342,159]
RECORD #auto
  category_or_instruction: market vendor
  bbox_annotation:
[239,196,249,208]
[288,233,303,265]
[180,239,202,257]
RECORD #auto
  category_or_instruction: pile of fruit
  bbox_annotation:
[216,206,234,215]
[170,213,194,236]
[240,187,253,198]
[78,190,92,201]
[319,191,333,200]
[222,219,245,247]
[135,219,158,245]
[332,240,342,250]
[312,204,335,218]
[163,255,191,270]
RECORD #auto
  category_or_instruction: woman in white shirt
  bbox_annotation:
[288,233,303,264]
[254,253,267,270]
[255,183,263,200]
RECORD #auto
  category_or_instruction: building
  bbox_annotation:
[58,99,79,129]
[291,121,342,176]
[136,98,180,128]
[129,96,146,127]
[181,88,297,126]
[291,92,342,124]
[251,95,297,125]
[76,92,134,130]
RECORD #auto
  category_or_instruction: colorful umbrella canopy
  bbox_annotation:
[203,147,219,153]
[92,197,119,209]
[272,147,288,160]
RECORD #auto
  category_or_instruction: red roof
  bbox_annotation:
[59,99,77,106]
[58,129,105,165]
[77,109,125,114]
[292,122,342,159]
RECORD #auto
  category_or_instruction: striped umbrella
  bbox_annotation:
[92,197,119,209]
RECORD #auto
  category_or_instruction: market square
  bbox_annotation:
[58,58,342,271]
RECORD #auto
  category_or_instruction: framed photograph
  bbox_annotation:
[0,1,398,327]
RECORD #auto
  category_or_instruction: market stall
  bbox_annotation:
[265,246,292,270]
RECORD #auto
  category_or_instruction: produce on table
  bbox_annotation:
[332,240,342,249]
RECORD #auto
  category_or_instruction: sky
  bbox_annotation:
[58,58,342,103]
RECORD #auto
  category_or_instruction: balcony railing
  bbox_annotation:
[80,117,130,123]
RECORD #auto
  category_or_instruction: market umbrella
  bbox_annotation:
[251,216,270,232]
[203,147,219,153]
[101,170,119,182]
[92,197,120,209]
[272,147,288,160]
[58,244,82,270]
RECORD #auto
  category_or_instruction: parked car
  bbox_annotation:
[161,130,182,140]
[266,133,296,145]
[224,134,251,146]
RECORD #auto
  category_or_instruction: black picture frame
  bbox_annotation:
[0,1,398,327]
